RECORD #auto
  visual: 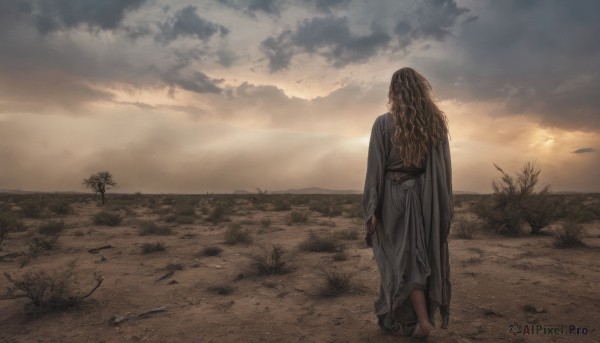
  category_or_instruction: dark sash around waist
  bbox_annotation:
[385,166,425,185]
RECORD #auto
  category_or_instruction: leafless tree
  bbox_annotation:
[83,171,116,205]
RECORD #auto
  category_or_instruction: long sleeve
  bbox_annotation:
[363,116,387,225]
[442,134,454,223]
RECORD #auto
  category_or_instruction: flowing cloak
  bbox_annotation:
[362,112,453,334]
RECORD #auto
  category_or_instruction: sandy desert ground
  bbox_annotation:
[0,193,598,343]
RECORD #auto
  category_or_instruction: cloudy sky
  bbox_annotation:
[0,0,598,193]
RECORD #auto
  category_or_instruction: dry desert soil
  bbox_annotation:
[0,193,599,343]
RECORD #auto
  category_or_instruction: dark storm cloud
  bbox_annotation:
[394,0,469,48]
[572,148,596,154]
[301,0,351,14]
[163,71,224,94]
[158,5,229,42]
[217,0,283,18]
[262,16,391,71]
[0,0,147,34]
[260,30,294,72]
[420,0,600,131]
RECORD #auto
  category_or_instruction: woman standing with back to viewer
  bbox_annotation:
[363,67,453,338]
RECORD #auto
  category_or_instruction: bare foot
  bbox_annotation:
[411,321,434,338]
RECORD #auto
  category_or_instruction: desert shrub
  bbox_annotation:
[309,199,342,217]
[207,203,230,223]
[522,190,560,234]
[20,200,44,218]
[260,218,272,228]
[298,230,340,252]
[288,211,309,224]
[201,246,223,256]
[4,260,103,316]
[138,221,173,236]
[38,220,65,235]
[273,201,291,211]
[250,244,294,275]
[345,203,363,219]
[0,213,25,250]
[141,242,166,254]
[553,220,586,248]
[318,268,352,297]
[474,161,554,236]
[175,215,195,224]
[48,200,74,215]
[452,218,478,239]
[334,228,359,240]
[28,234,59,253]
[93,211,122,226]
[332,250,348,261]
[174,205,195,217]
[207,285,234,295]
[555,195,600,223]
[224,223,253,245]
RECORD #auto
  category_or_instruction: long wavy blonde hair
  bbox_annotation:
[388,67,449,167]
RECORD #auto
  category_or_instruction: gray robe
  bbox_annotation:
[363,112,453,334]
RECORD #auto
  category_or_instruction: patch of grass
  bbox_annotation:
[287,210,309,224]
[250,244,295,275]
[138,221,173,236]
[201,246,223,256]
[224,223,253,245]
[298,230,340,252]
[318,268,352,297]
[552,220,586,248]
[3,260,103,316]
[38,220,65,236]
[141,242,166,254]
[93,211,123,227]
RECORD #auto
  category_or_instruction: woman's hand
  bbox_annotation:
[365,215,377,247]
[366,215,377,235]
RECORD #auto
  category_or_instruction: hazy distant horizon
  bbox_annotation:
[1,1,598,194]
